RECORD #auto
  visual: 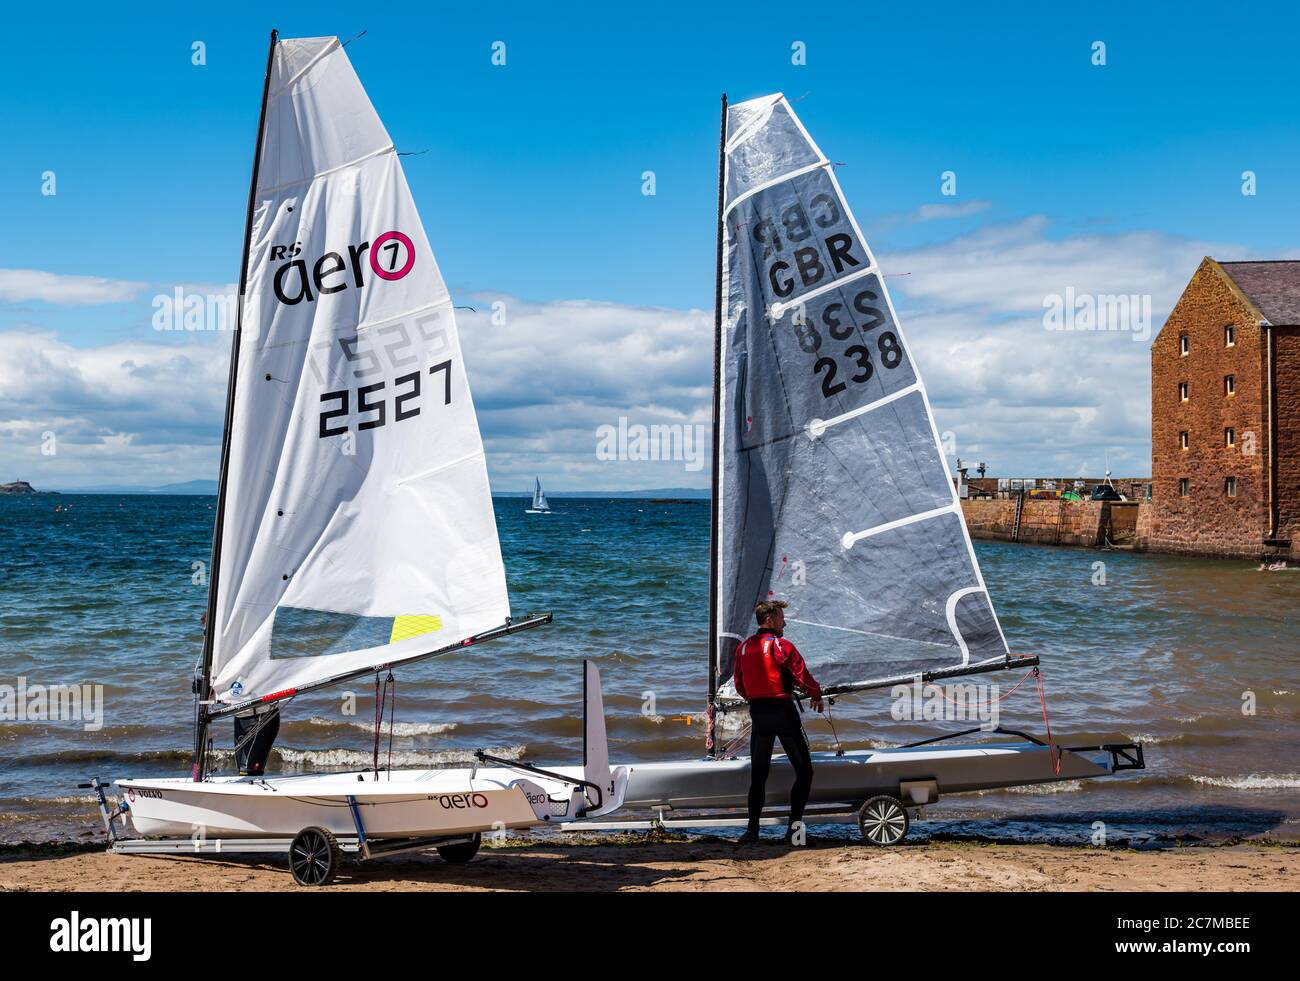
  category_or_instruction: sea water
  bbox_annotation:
[1,494,1297,845]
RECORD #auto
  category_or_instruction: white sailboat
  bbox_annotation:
[525,476,552,513]
[567,94,1144,844]
[89,32,625,885]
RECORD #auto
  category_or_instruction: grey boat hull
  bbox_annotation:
[618,740,1126,813]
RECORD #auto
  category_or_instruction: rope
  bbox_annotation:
[385,671,396,779]
[1034,667,1061,775]
[823,700,845,756]
[372,672,382,779]
[934,666,1037,708]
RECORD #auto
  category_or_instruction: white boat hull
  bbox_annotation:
[118,764,619,840]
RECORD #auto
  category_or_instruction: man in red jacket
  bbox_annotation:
[733,599,823,845]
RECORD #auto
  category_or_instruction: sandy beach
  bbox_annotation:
[2,837,1295,892]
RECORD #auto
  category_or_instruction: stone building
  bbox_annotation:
[1148,257,1300,558]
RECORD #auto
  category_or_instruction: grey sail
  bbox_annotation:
[711,94,1011,713]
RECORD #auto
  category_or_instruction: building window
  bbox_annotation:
[1179,478,1190,497]
[1225,375,1235,396]
[1180,334,1190,356]
[1180,431,1189,450]
[1226,427,1235,447]
[1225,324,1235,347]
[1179,382,1189,401]
[1226,476,1237,498]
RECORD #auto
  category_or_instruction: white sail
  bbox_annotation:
[209,37,508,704]
[712,94,1009,702]
[531,477,550,511]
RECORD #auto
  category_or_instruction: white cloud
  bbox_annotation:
[0,269,144,305]
[0,219,1250,490]
[880,217,1247,476]
[456,296,712,491]
[0,330,228,488]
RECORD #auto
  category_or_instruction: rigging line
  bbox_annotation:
[386,671,396,780]
[1035,668,1061,776]
[933,666,1037,707]
[340,29,368,48]
[372,672,382,780]
[823,701,844,756]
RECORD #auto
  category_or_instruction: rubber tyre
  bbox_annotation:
[289,827,341,886]
[436,833,482,864]
[858,795,910,845]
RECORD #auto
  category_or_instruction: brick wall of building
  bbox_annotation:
[1273,325,1300,548]
[1149,259,1271,558]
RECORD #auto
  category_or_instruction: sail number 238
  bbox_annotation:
[791,286,904,399]
[319,360,452,438]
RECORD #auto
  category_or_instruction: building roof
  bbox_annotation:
[1218,260,1300,326]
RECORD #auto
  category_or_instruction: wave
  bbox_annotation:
[1189,773,1300,790]
[1120,732,1240,747]
[1003,780,1085,795]
[271,744,526,769]
[9,748,195,766]
[300,716,457,737]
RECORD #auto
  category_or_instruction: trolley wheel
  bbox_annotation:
[436,833,482,864]
[289,826,341,886]
[858,795,910,846]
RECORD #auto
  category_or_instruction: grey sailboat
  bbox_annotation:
[565,94,1145,844]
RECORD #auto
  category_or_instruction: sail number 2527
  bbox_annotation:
[319,360,452,438]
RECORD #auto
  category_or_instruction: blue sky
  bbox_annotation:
[2,1,1298,490]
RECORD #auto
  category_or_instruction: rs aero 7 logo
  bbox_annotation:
[269,230,415,305]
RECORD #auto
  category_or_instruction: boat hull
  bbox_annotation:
[117,766,587,839]
[619,742,1114,812]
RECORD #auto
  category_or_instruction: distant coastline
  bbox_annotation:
[0,480,57,495]
[27,480,710,500]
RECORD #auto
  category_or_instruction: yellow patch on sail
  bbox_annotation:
[389,615,443,644]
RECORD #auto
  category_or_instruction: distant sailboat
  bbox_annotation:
[526,476,552,514]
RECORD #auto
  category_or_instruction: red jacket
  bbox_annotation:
[733,629,822,701]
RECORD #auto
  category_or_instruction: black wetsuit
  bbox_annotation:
[746,697,814,837]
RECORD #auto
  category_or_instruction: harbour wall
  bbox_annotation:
[961,498,1145,549]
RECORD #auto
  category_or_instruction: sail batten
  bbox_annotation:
[206,36,509,705]
[710,94,1010,715]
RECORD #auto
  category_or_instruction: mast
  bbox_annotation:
[192,28,278,781]
[705,93,727,757]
